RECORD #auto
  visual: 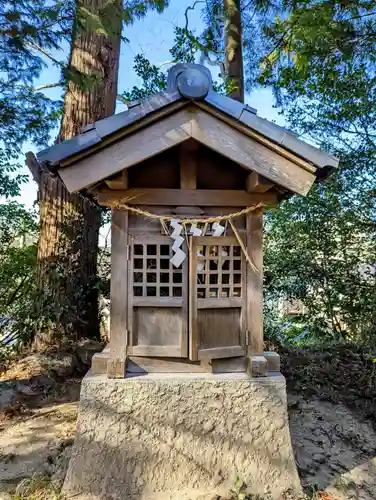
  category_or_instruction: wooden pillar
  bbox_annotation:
[180,139,197,189]
[107,208,129,377]
[246,208,264,356]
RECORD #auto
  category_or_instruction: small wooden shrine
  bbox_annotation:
[29,64,338,378]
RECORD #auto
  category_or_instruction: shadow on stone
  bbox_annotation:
[63,372,301,500]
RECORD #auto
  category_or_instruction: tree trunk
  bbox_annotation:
[224,0,244,103]
[36,0,122,344]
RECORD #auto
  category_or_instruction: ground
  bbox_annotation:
[0,343,375,500]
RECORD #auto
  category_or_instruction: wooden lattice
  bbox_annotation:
[132,242,183,298]
[195,244,243,299]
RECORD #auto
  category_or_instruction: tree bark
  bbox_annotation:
[36,0,122,344]
[224,0,244,103]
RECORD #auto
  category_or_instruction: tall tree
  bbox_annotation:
[224,0,244,101]
[36,0,122,343]
[198,0,281,94]
[36,0,169,344]
[0,2,71,341]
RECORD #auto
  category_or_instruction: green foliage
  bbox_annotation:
[122,0,168,24]
[0,202,38,343]
[0,1,170,198]
[265,181,376,341]
[260,1,376,91]
[0,1,70,196]
[260,1,376,343]
[122,54,168,101]
[230,475,263,499]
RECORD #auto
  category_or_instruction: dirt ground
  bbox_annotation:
[289,394,376,499]
[0,345,375,500]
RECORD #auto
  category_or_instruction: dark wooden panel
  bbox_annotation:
[197,145,248,189]
[197,346,245,360]
[127,356,204,373]
[128,147,180,189]
[246,171,273,193]
[129,205,176,235]
[134,307,183,347]
[189,235,247,361]
[198,308,241,349]
[127,206,247,236]
[128,234,188,358]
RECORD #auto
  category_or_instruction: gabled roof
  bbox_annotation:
[34,63,338,173]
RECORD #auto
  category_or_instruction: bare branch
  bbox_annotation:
[184,1,205,32]
[35,82,62,91]
[200,52,226,80]
[159,59,175,68]
[116,94,128,104]
[24,42,64,67]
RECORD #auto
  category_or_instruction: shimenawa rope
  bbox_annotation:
[109,200,263,273]
[111,201,265,224]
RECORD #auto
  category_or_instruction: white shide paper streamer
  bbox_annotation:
[169,219,186,268]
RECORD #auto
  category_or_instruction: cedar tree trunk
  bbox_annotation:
[36,0,122,344]
[224,0,244,103]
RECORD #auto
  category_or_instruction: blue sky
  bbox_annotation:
[16,0,282,210]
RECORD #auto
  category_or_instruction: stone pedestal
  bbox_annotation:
[63,372,301,500]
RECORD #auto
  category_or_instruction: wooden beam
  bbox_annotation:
[59,109,193,192]
[191,110,315,196]
[26,151,42,183]
[108,209,129,377]
[246,171,273,193]
[246,208,264,356]
[97,188,278,207]
[198,346,245,360]
[105,169,128,190]
[195,101,317,174]
[180,139,197,189]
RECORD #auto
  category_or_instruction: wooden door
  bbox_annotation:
[128,235,188,357]
[189,236,247,360]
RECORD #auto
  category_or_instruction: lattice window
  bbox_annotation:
[196,244,243,299]
[132,242,183,298]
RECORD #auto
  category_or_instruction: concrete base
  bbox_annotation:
[63,372,301,500]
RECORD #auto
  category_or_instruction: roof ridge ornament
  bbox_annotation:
[167,63,212,100]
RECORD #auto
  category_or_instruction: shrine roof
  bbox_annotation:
[34,63,338,177]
